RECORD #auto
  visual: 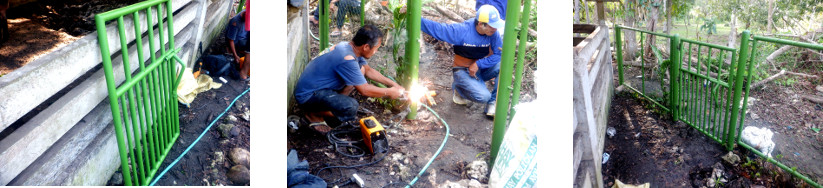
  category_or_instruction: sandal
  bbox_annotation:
[309,121,332,134]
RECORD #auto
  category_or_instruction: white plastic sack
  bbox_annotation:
[741,126,775,157]
[489,101,539,188]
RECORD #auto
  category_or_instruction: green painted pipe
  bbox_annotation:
[508,0,533,118]
[615,25,624,85]
[726,30,750,151]
[360,0,365,26]
[320,0,330,51]
[669,34,680,119]
[237,0,246,13]
[490,0,522,164]
[404,0,421,120]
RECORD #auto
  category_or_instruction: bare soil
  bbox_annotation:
[607,60,822,187]
[1,0,138,75]
[288,4,537,187]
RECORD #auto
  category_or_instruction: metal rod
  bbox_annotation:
[509,0,533,117]
[491,0,522,164]
[320,0,330,51]
[726,31,751,150]
[616,25,624,85]
[360,0,365,26]
[404,0,421,120]
[670,35,680,119]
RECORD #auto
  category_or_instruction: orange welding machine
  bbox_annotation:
[358,116,389,155]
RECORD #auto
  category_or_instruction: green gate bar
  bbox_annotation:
[669,34,680,120]
[508,0,533,118]
[95,0,185,185]
[615,25,623,85]
[726,31,750,150]
[404,0,421,119]
[320,0,330,51]
[490,0,522,164]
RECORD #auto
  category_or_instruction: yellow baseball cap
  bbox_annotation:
[477,5,505,29]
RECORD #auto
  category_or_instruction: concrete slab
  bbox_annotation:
[7,101,113,185]
[0,22,196,185]
[0,0,195,130]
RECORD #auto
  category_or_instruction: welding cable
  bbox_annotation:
[326,125,367,158]
[149,87,250,186]
[315,147,390,185]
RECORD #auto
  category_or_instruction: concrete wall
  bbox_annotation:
[286,1,310,107]
[572,24,614,188]
[0,0,232,185]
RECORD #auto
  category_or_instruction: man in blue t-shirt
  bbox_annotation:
[294,25,405,133]
[420,5,504,118]
[226,10,250,79]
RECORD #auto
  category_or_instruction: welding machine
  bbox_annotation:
[358,116,389,155]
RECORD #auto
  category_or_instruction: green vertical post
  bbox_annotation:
[237,0,247,13]
[491,0,522,164]
[508,0,533,117]
[615,25,624,85]
[320,0,330,51]
[404,0,421,120]
[360,0,365,26]
[726,30,750,151]
[669,34,680,120]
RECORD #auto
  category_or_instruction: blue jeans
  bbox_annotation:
[313,0,361,29]
[298,89,358,122]
[452,64,500,104]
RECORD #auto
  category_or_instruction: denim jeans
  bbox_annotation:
[313,0,361,29]
[452,63,500,104]
[298,89,358,122]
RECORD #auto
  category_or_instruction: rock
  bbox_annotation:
[213,151,225,164]
[218,123,235,138]
[230,126,240,137]
[219,139,231,145]
[224,115,238,123]
[229,148,251,167]
[109,171,123,185]
[439,179,485,188]
[241,111,250,122]
[235,101,245,111]
[226,165,250,185]
[466,160,488,182]
[816,85,823,93]
[722,152,740,165]
[467,179,484,188]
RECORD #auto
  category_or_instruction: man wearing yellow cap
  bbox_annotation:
[420,5,504,118]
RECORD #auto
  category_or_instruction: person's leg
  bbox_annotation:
[478,63,501,104]
[304,89,359,123]
[452,68,492,103]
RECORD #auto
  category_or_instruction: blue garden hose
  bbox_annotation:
[404,103,450,188]
[150,87,250,186]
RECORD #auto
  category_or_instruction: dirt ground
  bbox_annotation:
[287,3,537,187]
[606,58,822,187]
[0,0,139,75]
[744,75,823,185]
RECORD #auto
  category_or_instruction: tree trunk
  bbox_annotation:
[665,0,672,35]
[644,0,660,62]
[574,0,580,24]
[727,12,737,64]
[623,0,639,61]
[767,0,774,34]
[583,0,591,23]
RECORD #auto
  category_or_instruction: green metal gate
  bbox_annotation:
[94,0,185,185]
[615,25,822,187]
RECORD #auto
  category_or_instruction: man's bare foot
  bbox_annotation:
[309,16,318,25]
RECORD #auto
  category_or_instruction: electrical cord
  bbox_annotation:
[326,125,366,158]
[315,148,389,186]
